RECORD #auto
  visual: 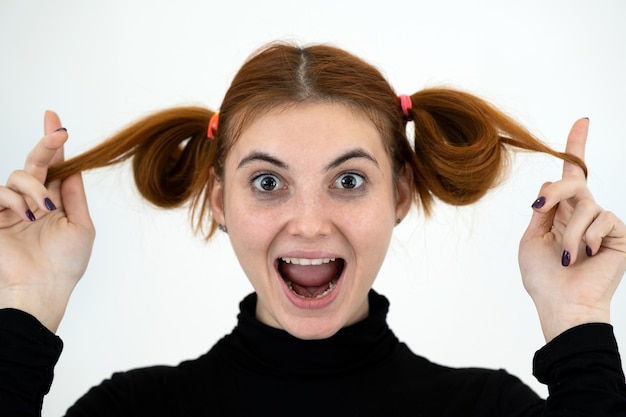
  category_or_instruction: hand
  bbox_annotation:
[519,118,626,342]
[0,111,95,333]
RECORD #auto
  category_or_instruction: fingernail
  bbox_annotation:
[54,127,67,133]
[583,117,589,120]
[561,250,571,267]
[532,196,546,209]
[26,209,36,222]
[44,198,57,211]
[586,245,593,257]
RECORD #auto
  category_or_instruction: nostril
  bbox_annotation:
[287,209,333,238]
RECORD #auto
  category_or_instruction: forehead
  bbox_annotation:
[227,103,388,164]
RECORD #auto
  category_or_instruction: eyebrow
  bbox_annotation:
[236,148,379,171]
[324,149,379,171]
[237,151,289,170]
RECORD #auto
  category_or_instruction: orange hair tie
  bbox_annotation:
[399,95,413,121]
[207,112,219,139]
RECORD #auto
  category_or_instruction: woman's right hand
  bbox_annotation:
[0,111,95,333]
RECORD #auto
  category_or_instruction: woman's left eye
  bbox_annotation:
[333,173,365,190]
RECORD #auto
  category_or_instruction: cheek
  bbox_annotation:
[226,203,281,252]
[342,200,396,250]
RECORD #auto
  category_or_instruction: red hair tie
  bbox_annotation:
[207,112,219,140]
[399,95,413,121]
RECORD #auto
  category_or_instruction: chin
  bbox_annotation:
[275,292,369,341]
[279,314,347,340]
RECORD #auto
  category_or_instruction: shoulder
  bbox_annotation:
[66,350,221,416]
[385,343,543,414]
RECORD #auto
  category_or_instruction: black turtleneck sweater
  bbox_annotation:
[1,291,625,416]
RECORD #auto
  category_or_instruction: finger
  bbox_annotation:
[585,210,626,255]
[24,111,68,184]
[43,110,66,167]
[523,183,557,239]
[562,118,589,180]
[0,186,37,222]
[6,170,59,213]
[530,178,593,214]
[560,198,602,266]
[60,173,94,232]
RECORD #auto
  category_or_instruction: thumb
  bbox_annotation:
[522,205,555,243]
[60,172,94,231]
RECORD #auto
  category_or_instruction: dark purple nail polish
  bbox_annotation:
[586,245,593,257]
[561,250,571,267]
[26,209,36,222]
[44,198,57,211]
[532,196,546,209]
[54,127,67,133]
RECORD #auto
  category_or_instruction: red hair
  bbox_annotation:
[48,42,585,237]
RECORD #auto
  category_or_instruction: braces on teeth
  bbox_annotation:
[286,278,338,299]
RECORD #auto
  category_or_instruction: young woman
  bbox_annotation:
[1,43,625,416]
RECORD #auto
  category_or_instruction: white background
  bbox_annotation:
[1,1,625,415]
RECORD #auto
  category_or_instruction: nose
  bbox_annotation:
[286,192,333,239]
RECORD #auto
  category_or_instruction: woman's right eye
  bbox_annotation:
[252,174,283,192]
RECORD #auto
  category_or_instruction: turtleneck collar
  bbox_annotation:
[221,290,401,377]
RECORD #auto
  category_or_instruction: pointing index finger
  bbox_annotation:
[562,118,589,180]
[24,111,68,184]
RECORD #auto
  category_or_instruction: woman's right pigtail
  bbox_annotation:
[48,106,220,236]
[407,88,586,214]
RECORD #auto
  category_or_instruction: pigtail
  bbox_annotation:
[406,88,586,214]
[48,106,219,236]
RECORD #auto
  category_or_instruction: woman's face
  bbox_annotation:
[210,103,411,340]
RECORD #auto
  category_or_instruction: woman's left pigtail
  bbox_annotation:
[402,88,587,215]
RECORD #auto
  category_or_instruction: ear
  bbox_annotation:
[395,163,413,223]
[209,167,226,225]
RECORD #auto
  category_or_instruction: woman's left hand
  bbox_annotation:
[519,118,626,343]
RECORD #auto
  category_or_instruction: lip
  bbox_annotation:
[274,252,345,310]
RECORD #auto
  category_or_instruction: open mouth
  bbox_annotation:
[277,257,345,299]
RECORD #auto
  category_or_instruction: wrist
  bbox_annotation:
[0,288,69,333]
[536,303,610,343]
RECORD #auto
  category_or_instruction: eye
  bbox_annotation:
[252,173,283,192]
[333,173,365,190]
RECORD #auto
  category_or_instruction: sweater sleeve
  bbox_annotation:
[0,308,63,417]
[533,323,626,416]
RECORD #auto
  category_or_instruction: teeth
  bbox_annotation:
[285,278,338,299]
[281,257,336,266]
[319,279,337,298]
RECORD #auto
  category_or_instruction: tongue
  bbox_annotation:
[279,260,342,298]
[293,282,329,298]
